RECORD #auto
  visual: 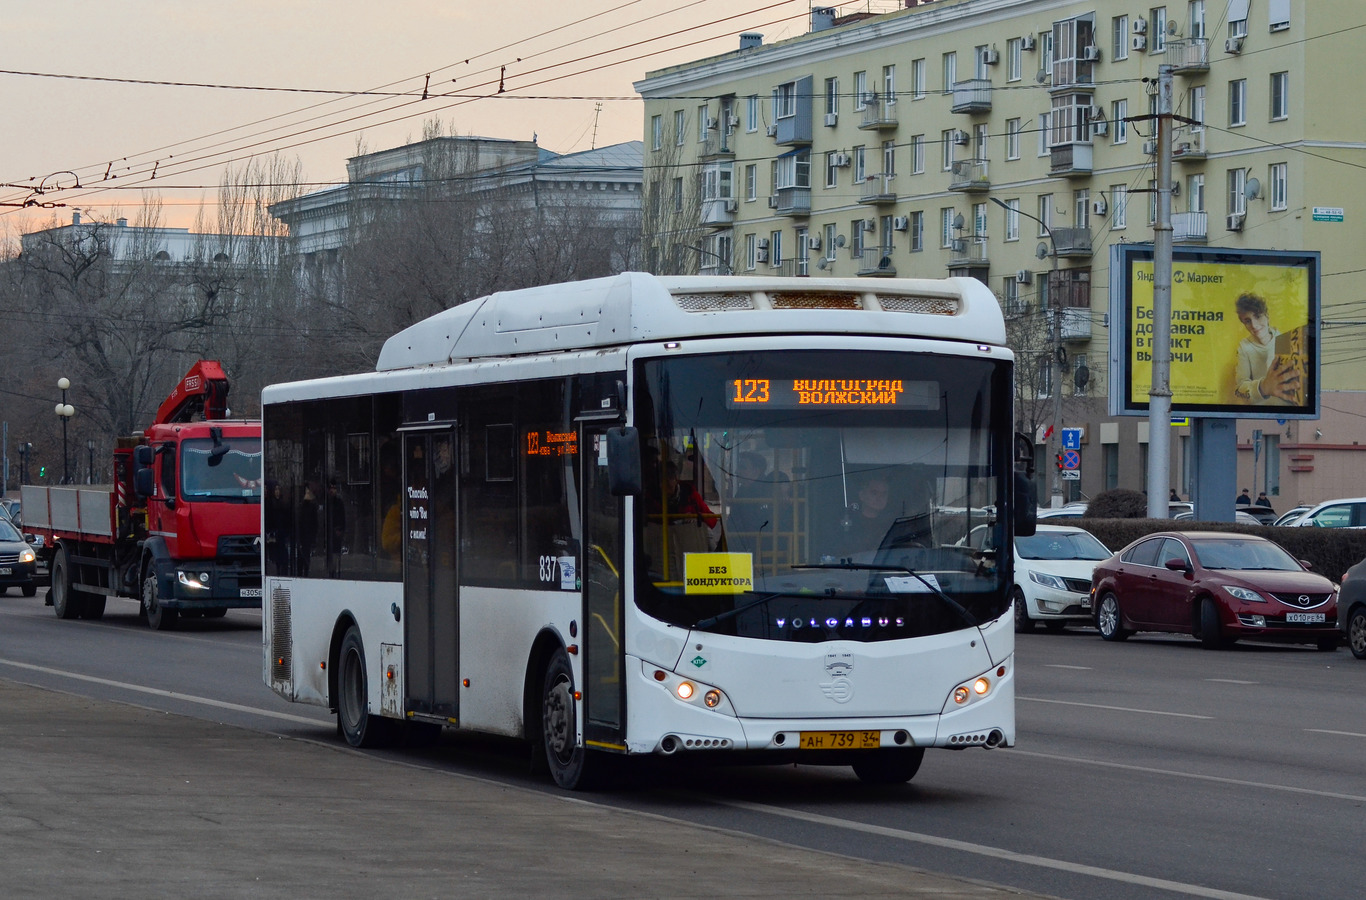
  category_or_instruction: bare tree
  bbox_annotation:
[641,138,707,275]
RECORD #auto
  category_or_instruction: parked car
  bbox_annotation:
[1338,557,1366,660]
[1037,502,1087,520]
[1242,504,1279,525]
[1273,506,1311,527]
[1091,531,1339,650]
[1293,497,1366,529]
[1172,510,1264,526]
[1012,525,1111,633]
[0,517,38,597]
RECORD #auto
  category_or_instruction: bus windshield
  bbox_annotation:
[635,349,1011,642]
[180,437,263,502]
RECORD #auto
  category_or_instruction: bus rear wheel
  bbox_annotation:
[541,648,601,790]
[852,747,925,785]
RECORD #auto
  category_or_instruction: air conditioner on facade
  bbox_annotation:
[1093,198,1108,216]
[1225,35,1244,54]
[893,215,910,231]
[1092,119,1108,136]
[756,249,769,263]
[950,239,966,253]
[984,48,1000,65]
[1021,34,1037,51]
[833,152,851,167]
[724,199,738,212]
[824,112,838,127]
[1015,269,1033,284]
[757,238,770,249]
[1132,34,1148,51]
[807,234,822,250]
[1088,104,1104,119]
[1142,139,1158,155]
[765,124,778,136]
[767,195,780,209]
[704,116,717,131]
[1227,213,1245,231]
[952,129,970,145]
[726,114,740,128]
[1081,46,1101,61]
[1132,17,1147,34]
[862,218,877,232]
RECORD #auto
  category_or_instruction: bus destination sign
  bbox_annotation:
[726,378,938,409]
[525,429,579,458]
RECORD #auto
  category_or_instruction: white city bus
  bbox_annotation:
[262,273,1035,789]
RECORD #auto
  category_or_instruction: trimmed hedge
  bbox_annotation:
[1066,518,1366,581]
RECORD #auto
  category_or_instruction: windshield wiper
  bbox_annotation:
[792,563,980,628]
[691,592,794,630]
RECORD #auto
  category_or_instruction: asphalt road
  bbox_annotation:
[2,591,1364,899]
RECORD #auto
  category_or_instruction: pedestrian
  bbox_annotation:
[1256,491,1274,512]
[1236,488,1251,505]
[1169,488,1180,502]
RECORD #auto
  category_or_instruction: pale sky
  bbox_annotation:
[1,0,821,236]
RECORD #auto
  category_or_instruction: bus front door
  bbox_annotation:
[581,427,626,749]
[403,430,459,722]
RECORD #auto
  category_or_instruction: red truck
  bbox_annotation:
[22,361,262,629]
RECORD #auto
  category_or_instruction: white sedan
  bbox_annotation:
[1013,524,1112,633]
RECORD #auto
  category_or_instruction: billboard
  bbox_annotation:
[1108,245,1320,419]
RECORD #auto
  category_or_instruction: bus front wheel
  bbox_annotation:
[337,625,393,748]
[541,648,600,790]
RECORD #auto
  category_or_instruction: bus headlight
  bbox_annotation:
[644,661,733,716]
[948,663,1008,709]
[676,682,695,700]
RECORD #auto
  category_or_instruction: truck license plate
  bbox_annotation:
[1285,612,1324,623]
[240,587,262,598]
[799,730,882,750]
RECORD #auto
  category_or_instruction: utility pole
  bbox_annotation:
[1146,66,1175,518]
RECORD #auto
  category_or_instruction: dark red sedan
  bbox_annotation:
[1090,531,1339,651]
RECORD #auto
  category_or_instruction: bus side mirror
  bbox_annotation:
[1014,472,1037,537]
[606,427,642,496]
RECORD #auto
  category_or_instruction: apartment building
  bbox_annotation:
[635,0,1366,507]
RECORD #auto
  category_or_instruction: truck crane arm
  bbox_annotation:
[153,360,231,424]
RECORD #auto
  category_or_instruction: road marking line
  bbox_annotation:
[1009,749,1366,803]
[1018,695,1212,719]
[0,657,326,727]
[1042,664,1092,670]
[1206,678,1258,685]
[718,799,1272,900]
[1306,728,1366,739]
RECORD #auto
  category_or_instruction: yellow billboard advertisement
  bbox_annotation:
[1109,247,1320,418]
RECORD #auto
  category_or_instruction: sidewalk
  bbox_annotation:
[0,679,1051,898]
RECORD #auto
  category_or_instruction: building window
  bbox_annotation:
[775,82,796,119]
[1191,85,1206,125]
[1229,79,1246,127]
[651,115,662,151]
[911,58,926,99]
[776,151,811,189]
[1270,72,1289,121]
[770,231,783,266]
[1229,16,1248,39]
[1008,38,1022,81]
[1002,277,1020,316]
[972,201,987,237]
[1074,188,1090,229]
[1006,118,1021,160]
[824,77,839,116]
[825,151,840,188]
[745,233,757,270]
[1189,1,1206,38]
[882,140,896,175]
[911,135,925,174]
[940,207,955,248]
[1042,31,1054,69]
[1104,443,1119,491]
[883,65,896,105]
[674,109,686,145]
[824,223,837,261]
[909,211,924,251]
[698,104,710,141]
[942,52,957,90]
[1037,194,1052,236]
[879,215,894,253]
[1269,162,1288,211]
[746,95,759,132]
[1051,93,1095,146]
[1150,8,1167,52]
[941,130,955,171]
[854,71,868,110]
[1188,173,1205,212]
[1038,113,1051,156]
[1004,199,1020,241]
[745,164,757,201]
[1111,185,1128,228]
[853,146,866,183]
[851,220,865,257]
[671,177,683,212]
[974,45,991,80]
[1112,99,1128,143]
[973,123,989,161]
[1227,168,1247,216]
[1113,15,1129,60]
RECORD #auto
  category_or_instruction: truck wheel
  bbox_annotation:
[52,546,88,620]
[142,573,178,631]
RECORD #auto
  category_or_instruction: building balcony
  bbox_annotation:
[775,258,810,278]
[856,247,897,277]
[1051,227,1092,258]
[1172,211,1208,243]
[948,158,990,192]
[700,197,737,226]
[858,95,898,130]
[699,260,734,276]
[774,114,812,146]
[701,131,735,159]
[772,186,811,217]
[1049,141,1093,177]
[951,78,992,114]
[1173,127,1207,162]
[948,236,989,269]
[1167,38,1210,74]
[1060,307,1092,341]
[858,173,896,204]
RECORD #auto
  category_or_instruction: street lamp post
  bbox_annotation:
[992,197,1064,508]
[55,377,75,485]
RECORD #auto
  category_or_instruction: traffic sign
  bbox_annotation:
[1061,470,1080,480]
[1061,427,1083,450]
[1062,449,1080,470]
